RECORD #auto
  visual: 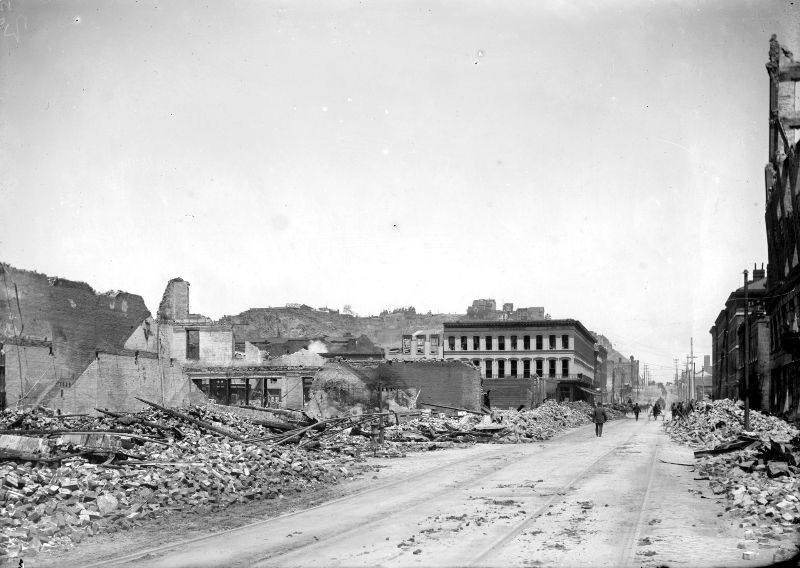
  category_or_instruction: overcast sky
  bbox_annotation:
[2,0,799,382]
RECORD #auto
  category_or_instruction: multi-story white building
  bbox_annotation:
[442,319,599,402]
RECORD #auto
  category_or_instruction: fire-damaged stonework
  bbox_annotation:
[0,264,205,413]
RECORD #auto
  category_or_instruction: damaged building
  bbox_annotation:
[764,35,800,418]
[0,265,205,414]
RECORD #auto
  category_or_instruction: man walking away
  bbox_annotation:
[592,402,608,437]
[652,403,661,421]
[633,402,641,421]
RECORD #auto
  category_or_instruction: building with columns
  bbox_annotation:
[442,319,599,403]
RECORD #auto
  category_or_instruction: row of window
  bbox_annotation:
[470,358,569,379]
[447,334,569,352]
[401,334,440,355]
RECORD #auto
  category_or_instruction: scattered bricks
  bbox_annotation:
[5,528,28,540]
[742,551,757,560]
[744,530,756,540]
[97,494,119,515]
[767,462,790,478]
[69,529,85,543]
[60,478,80,491]
[710,483,726,495]
[4,473,21,489]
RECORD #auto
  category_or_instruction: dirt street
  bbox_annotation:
[48,418,774,567]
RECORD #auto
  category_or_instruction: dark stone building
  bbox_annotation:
[764,35,800,417]
[709,268,769,407]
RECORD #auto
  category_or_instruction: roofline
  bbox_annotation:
[443,319,596,343]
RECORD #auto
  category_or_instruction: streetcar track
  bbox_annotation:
[87,422,633,568]
[85,444,519,567]
[468,427,641,567]
[619,434,661,567]
[257,422,637,567]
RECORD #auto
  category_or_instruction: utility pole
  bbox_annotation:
[690,337,695,401]
[673,358,679,392]
[743,269,751,431]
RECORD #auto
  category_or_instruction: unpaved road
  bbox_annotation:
[44,419,782,567]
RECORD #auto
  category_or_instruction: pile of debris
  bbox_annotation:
[667,399,800,562]
[667,398,797,449]
[0,399,619,559]
[385,400,620,444]
[0,401,388,559]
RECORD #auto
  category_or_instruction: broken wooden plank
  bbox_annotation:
[418,402,483,416]
[136,398,247,442]
[96,408,184,438]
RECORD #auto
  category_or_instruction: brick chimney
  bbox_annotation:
[752,263,766,281]
[158,278,190,321]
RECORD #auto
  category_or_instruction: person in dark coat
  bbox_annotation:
[592,402,608,437]
[633,402,641,421]
[652,403,661,421]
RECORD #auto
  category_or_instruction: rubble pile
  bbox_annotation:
[0,405,373,559]
[667,399,800,561]
[667,399,797,449]
[0,399,620,559]
[494,401,621,443]
[386,400,620,444]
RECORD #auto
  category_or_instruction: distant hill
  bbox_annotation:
[219,306,461,349]
[220,307,634,363]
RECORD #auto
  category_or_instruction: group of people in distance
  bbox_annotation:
[592,397,701,436]
[621,398,663,421]
[670,399,699,421]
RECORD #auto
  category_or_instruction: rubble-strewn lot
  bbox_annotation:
[666,399,800,562]
[0,399,612,560]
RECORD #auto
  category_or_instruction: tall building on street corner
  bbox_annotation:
[442,319,599,406]
[764,35,800,417]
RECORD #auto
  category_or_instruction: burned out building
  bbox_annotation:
[764,35,800,417]
[0,264,205,414]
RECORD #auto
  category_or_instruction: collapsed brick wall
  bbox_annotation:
[377,361,481,412]
[51,351,206,415]
[0,264,150,391]
[2,343,54,404]
[482,378,536,410]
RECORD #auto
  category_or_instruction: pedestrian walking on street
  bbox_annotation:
[652,403,661,421]
[633,402,641,421]
[671,401,677,420]
[592,402,608,437]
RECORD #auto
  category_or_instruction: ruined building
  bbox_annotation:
[0,264,205,413]
[764,35,800,416]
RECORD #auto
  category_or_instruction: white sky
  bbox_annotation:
[1,0,799,383]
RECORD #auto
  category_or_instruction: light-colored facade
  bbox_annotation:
[442,319,598,401]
